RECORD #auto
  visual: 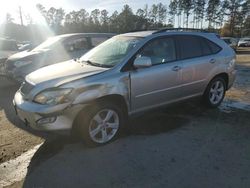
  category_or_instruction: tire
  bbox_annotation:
[203,77,226,108]
[76,102,126,147]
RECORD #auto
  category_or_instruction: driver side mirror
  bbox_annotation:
[134,56,152,69]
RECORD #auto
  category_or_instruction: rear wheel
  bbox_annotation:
[76,102,125,146]
[203,77,226,108]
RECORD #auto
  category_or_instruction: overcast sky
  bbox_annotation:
[1,0,170,25]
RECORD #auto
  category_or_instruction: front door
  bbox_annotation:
[130,37,183,113]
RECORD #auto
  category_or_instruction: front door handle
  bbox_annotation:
[209,59,216,64]
[172,66,181,71]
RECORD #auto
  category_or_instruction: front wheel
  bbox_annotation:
[77,102,125,146]
[203,77,226,108]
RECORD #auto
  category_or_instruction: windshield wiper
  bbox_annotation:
[74,58,81,63]
[82,60,112,68]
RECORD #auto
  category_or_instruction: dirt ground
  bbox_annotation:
[0,48,250,188]
[0,82,43,164]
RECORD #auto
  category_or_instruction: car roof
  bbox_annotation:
[221,37,234,39]
[117,30,219,39]
[0,37,16,42]
[56,33,116,39]
[118,31,156,37]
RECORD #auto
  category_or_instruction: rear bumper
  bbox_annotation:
[13,91,85,132]
[228,69,237,89]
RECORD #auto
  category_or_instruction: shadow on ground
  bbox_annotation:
[22,103,250,188]
[23,100,211,179]
[0,78,49,138]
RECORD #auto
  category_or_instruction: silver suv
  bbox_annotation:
[13,29,236,146]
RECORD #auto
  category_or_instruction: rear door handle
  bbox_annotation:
[172,66,181,71]
[209,59,216,64]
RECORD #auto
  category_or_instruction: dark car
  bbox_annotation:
[1,33,114,83]
[0,38,18,64]
[238,38,250,47]
[221,37,238,51]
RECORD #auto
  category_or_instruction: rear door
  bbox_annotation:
[130,37,183,112]
[176,35,221,98]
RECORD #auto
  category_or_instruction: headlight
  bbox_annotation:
[34,88,73,105]
[14,60,32,68]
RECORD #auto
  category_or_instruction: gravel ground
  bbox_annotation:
[0,48,250,188]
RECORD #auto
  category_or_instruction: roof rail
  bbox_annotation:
[153,28,209,34]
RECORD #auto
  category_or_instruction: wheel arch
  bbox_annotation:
[72,94,129,135]
[95,94,129,115]
[209,72,229,90]
[210,72,229,90]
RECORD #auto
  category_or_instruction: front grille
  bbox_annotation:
[20,81,34,96]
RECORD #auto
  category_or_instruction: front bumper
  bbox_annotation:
[13,91,85,131]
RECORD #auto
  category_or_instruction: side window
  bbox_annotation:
[200,38,212,56]
[91,37,108,47]
[178,36,203,59]
[206,39,221,54]
[65,38,88,52]
[138,38,176,65]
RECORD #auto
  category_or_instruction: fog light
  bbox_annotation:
[36,117,56,125]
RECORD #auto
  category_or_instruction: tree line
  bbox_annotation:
[0,1,249,43]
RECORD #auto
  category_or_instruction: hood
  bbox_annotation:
[7,49,48,61]
[0,50,18,60]
[26,60,108,85]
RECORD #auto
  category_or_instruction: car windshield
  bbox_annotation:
[80,36,142,68]
[32,36,61,51]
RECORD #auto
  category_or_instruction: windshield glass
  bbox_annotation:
[80,36,142,67]
[32,36,61,51]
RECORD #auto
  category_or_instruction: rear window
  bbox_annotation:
[199,38,212,56]
[177,35,221,59]
[206,39,221,54]
[177,36,203,59]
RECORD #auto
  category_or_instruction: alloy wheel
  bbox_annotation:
[88,109,119,144]
[209,80,225,105]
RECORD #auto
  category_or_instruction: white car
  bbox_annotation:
[238,38,250,47]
